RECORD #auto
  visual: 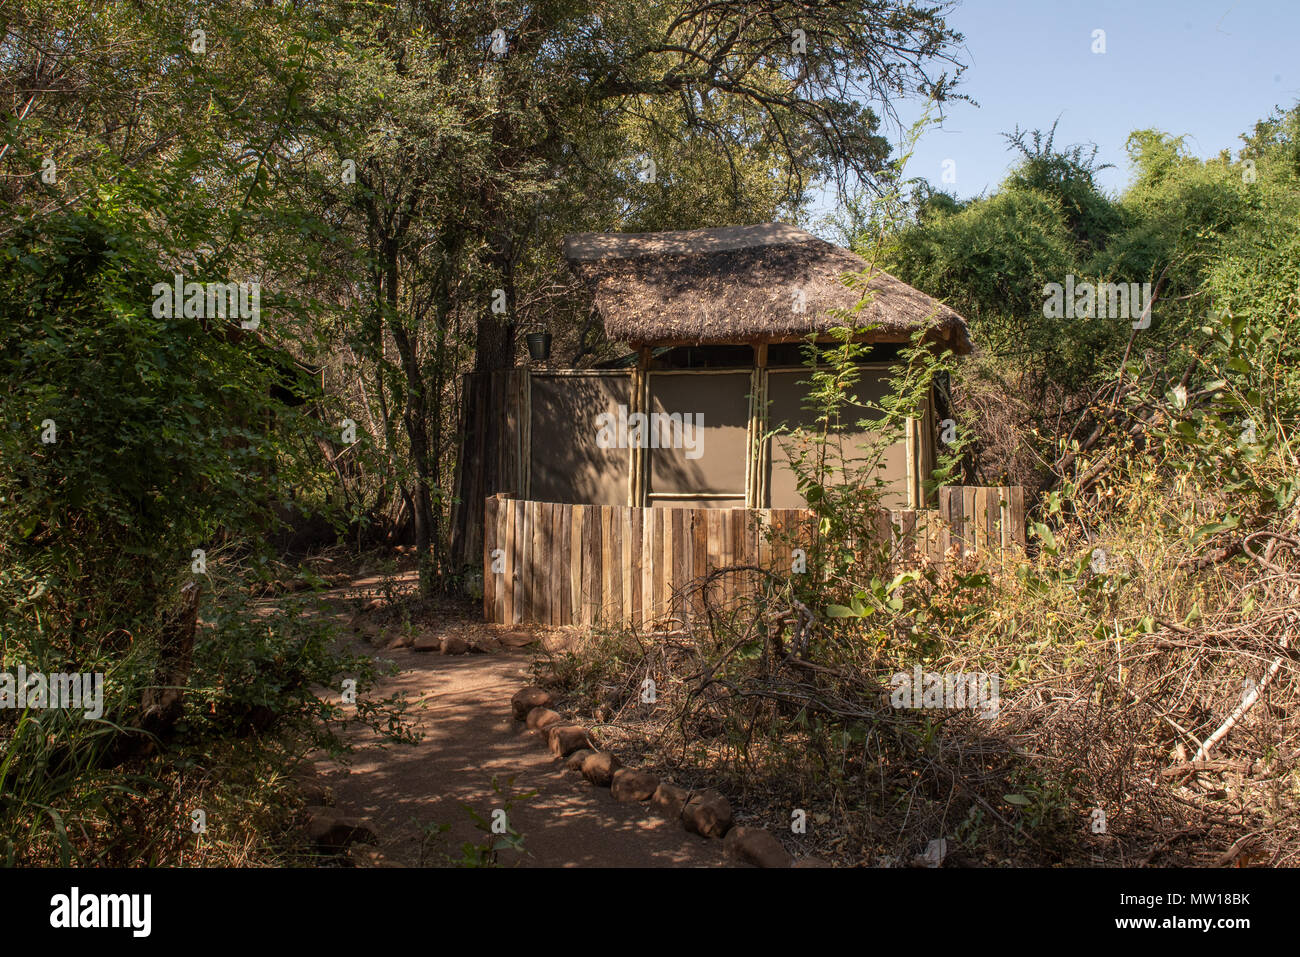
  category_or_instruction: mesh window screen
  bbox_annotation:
[647,372,750,500]
[529,373,631,504]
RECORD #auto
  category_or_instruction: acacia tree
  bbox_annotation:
[19,1,962,596]
[273,0,965,594]
[465,0,967,370]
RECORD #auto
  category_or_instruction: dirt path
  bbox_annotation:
[306,585,727,868]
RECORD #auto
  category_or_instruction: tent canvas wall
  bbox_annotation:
[449,223,970,572]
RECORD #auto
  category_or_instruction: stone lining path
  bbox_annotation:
[306,581,729,867]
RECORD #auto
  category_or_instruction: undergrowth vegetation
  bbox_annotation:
[541,107,1300,867]
[0,200,412,867]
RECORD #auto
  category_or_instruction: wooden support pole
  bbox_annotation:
[747,344,768,508]
[630,347,650,507]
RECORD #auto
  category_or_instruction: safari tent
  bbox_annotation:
[450,223,1020,627]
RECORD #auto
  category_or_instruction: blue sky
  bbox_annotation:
[812,0,1300,222]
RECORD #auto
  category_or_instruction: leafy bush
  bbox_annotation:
[0,193,406,866]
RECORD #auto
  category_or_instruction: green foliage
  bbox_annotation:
[0,198,290,624]
[1002,122,1122,251]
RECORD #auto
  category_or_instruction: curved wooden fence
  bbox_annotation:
[482,486,1024,628]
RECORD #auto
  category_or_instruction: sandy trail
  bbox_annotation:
[307,594,727,868]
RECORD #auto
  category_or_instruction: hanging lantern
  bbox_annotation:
[526,330,552,361]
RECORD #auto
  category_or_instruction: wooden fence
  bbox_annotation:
[483,486,1025,627]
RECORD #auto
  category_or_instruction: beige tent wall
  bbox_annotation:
[646,370,750,504]
[518,363,925,511]
[528,372,631,504]
[765,366,912,509]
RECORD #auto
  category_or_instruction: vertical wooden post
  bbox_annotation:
[630,347,651,507]
[747,343,768,508]
[905,416,918,509]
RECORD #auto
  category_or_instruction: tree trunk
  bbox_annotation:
[474,234,517,372]
[385,247,438,599]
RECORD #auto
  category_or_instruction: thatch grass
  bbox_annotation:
[564,223,972,351]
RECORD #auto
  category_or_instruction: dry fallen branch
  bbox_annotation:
[1193,638,1290,762]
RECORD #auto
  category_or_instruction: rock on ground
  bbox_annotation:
[547,725,592,758]
[724,826,793,868]
[682,790,733,839]
[610,768,660,802]
[511,686,554,721]
[650,781,689,820]
[581,751,623,787]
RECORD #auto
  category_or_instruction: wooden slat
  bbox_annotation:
[653,507,666,622]
[483,496,497,621]
[1000,486,1012,555]
[519,500,533,622]
[993,486,1006,558]
[924,509,943,568]
[552,503,565,625]
[663,507,673,621]
[541,503,554,624]
[608,505,622,626]
[725,509,739,610]
[1009,486,1026,548]
[642,507,655,625]
[692,509,708,622]
[599,504,612,626]
[947,489,961,562]
[676,507,688,623]
[957,486,972,557]
[681,509,695,623]
[731,509,746,607]
[533,502,544,626]
[743,509,759,598]
[974,488,989,555]
[874,508,892,567]
[537,503,549,626]
[494,497,507,624]
[898,509,917,567]
[622,507,633,626]
[797,509,816,564]
[985,488,997,558]
[656,507,669,624]
[556,504,570,625]
[577,505,590,627]
[554,502,564,623]
[584,505,600,627]
[939,487,956,561]
[505,500,517,625]
[770,508,787,577]
[534,500,545,623]
[570,505,584,626]
[631,507,644,627]
[984,490,995,556]
[683,508,695,623]
[705,510,722,613]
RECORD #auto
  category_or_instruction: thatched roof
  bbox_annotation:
[563,223,971,353]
